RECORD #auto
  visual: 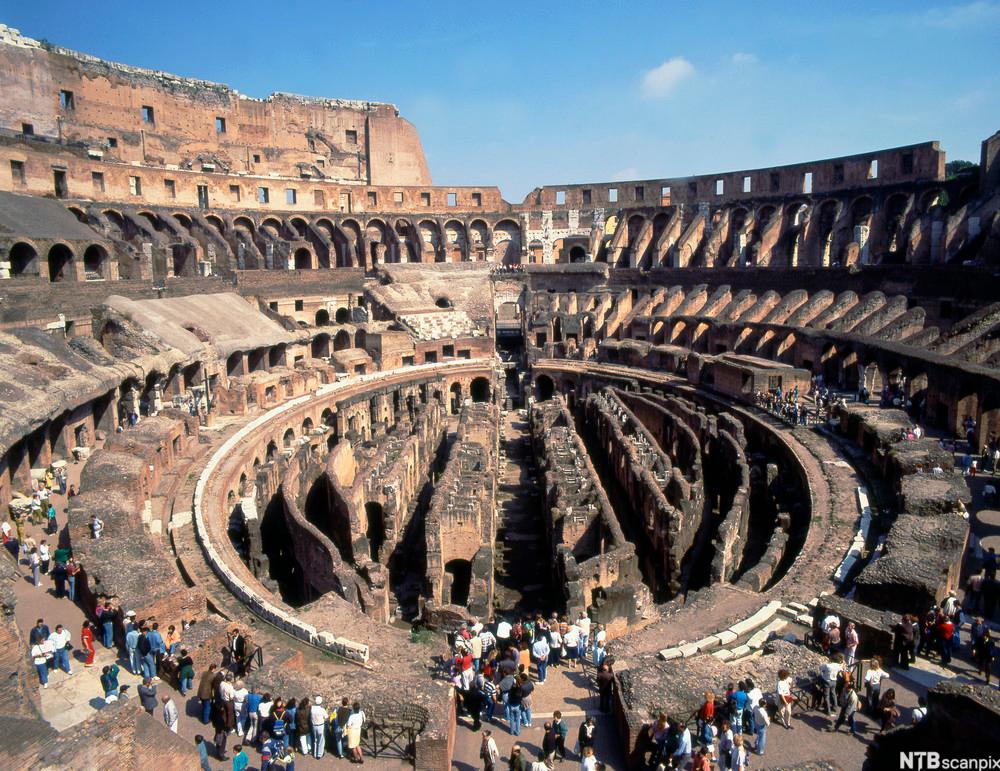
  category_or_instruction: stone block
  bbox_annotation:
[716,629,738,645]
[659,647,682,661]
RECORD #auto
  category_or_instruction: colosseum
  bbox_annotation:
[0,19,998,771]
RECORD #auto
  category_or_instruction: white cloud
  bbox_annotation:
[640,57,695,99]
[731,52,758,66]
[915,0,1000,28]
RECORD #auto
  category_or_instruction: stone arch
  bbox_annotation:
[494,219,522,265]
[82,244,109,280]
[535,374,555,401]
[471,377,490,403]
[282,427,296,448]
[449,381,463,414]
[366,218,390,265]
[8,242,39,277]
[47,243,74,282]
[289,216,308,238]
[418,219,442,261]
[233,216,255,233]
[569,245,587,262]
[445,558,472,606]
[340,219,363,266]
[335,307,350,324]
[315,308,330,326]
[334,329,351,351]
[443,219,467,261]
[293,247,312,270]
[394,218,419,263]
[205,214,226,234]
[311,333,331,358]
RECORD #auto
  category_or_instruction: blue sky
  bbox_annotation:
[4,1,998,202]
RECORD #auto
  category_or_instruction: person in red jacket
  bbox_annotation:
[936,613,955,665]
[81,620,96,667]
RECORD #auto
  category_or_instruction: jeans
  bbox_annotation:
[102,621,114,648]
[54,647,71,674]
[141,653,156,680]
[823,683,837,713]
[200,698,212,725]
[579,636,588,659]
[35,662,48,685]
[508,704,521,735]
[485,697,496,721]
[311,725,325,758]
[168,643,180,656]
[756,725,767,754]
[536,658,547,682]
[299,732,311,755]
[68,576,76,602]
[521,702,532,727]
[181,676,193,697]
[836,708,857,735]
[333,725,344,757]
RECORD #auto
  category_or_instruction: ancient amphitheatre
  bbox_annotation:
[0,17,998,771]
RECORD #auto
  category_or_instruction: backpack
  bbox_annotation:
[272,714,286,737]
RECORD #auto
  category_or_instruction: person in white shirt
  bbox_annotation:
[576,613,591,658]
[480,729,500,770]
[863,656,889,717]
[496,619,512,652]
[31,640,54,688]
[232,680,249,735]
[162,694,179,732]
[775,669,794,728]
[592,625,607,662]
[752,698,771,755]
[346,701,366,763]
[48,625,72,675]
[820,654,843,714]
[309,696,328,759]
[563,625,580,668]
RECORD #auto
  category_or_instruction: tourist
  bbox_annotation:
[730,734,749,771]
[912,695,928,724]
[973,629,995,684]
[162,694,179,733]
[672,721,693,768]
[832,683,860,736]
[580,746,598,771]
[29,547,40,587]
[335,696,352,758]
[100,664,120,701]
[245,686,262,743]
[564,623,580,669]
[148,622,166,672]
[198,664,218,725]
[66,557,79,602]
[878,688,900,733]
[309,695,328,759]
[531,634,549,683]
[480,729,500,771]
[509,743,528,771]
[819,654,843,714]
[518,673,534,727]
[48,624,72,675]
[718,718,734,771]
[541,721,557,765]
[775,668,794,729]
[90,513,104,539]
[697,690,715,737]
[592,624,607,664]
[195,736,212,771]
[752,697,770,754]
[138,627,156,680]
[864,656,889,716]
[507,675,523,735]
[692,745,712,771]
[232,744,249,771]
[577,611,591,658]
[97,599,117,649]
[577,716,596,756]
[596,662,614,713]
[165,624,181,656]
[81,620,96,667]
[296,696,311,755]
[212,696,230,761]
[232,679,249,735]
[346,701,366,764]
[138,677,158,715]
[29,619,50,646]
[30,636,54,688]
[38,539,50,573]
[844,622,859,666]
[178,649,196,697]
[552,710,569,760]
